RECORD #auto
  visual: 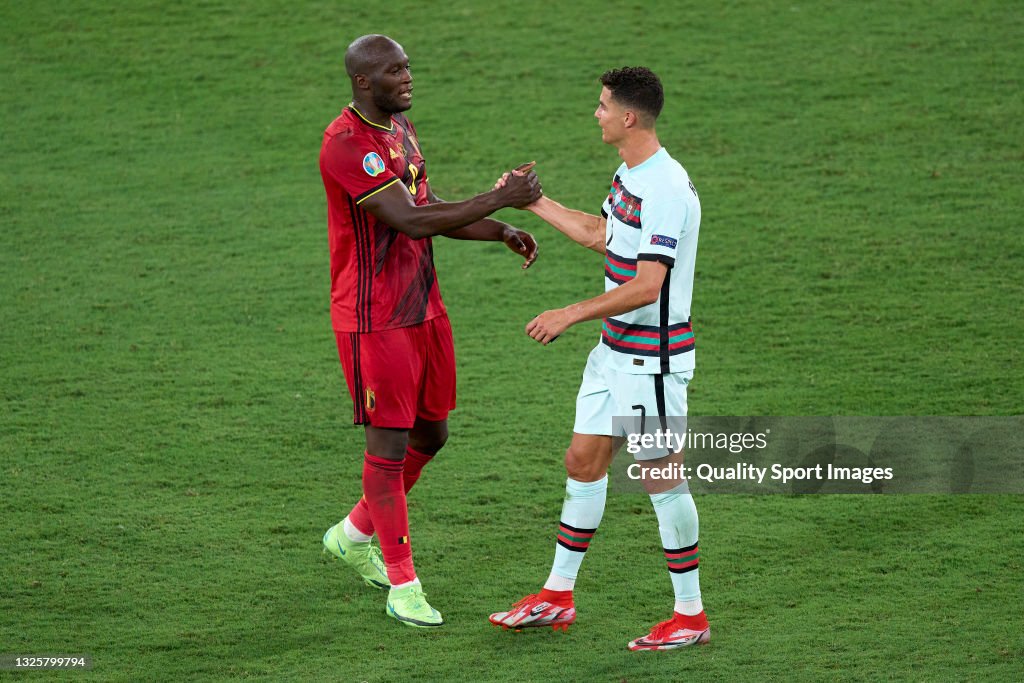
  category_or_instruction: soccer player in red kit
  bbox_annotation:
[318,34,542,628]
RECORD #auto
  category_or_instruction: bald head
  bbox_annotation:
[343,34,414,116]
[345,34,404,79]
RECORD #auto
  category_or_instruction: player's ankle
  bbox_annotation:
[538,588,574,607]
[343,516,373,543]
[672,610,708,631]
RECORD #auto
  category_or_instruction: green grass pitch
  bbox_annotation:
[2,1,1022,680]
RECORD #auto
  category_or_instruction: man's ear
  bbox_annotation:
[623,110,638,129]
[353,74,370,91]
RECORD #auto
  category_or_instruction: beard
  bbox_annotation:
[372,90,412,114]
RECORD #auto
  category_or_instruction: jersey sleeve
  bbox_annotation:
[321,133,401,205]
[637,191,689,268]
[600,171,619,219]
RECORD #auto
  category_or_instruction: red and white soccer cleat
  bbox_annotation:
[627,616,711,651]
[489,593,576,632]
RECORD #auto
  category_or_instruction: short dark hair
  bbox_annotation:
[600,66,664,125]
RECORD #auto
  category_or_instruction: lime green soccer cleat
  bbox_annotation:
[386,584,444,628]
[323,523,390,590]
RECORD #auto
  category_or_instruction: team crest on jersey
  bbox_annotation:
[388,147,399,160]
[365,388,376,412]
[362,152,386,177]
[651,234,678,248]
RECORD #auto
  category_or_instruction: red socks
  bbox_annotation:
[361,452,416,585]
[538,588,574,607]
[347,447,434,537]
[400,446,434,492]
[673,610,709,631]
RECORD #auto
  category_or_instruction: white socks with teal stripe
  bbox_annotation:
[543,476,608,592]
[650,491,703,616]
[538,477,702,616]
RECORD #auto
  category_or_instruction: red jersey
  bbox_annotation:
[320,106,446,333]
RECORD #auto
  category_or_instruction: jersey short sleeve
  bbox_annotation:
[322,134,402,205]
[637,191,689,268]
[600,165,625,219]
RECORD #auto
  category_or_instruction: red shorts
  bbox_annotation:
[335,315,457,429]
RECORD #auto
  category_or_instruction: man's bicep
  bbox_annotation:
[359,181,419,229]
[634,259,669,287]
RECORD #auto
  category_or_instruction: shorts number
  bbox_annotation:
[632,404,647,434]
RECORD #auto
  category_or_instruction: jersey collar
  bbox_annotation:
[349,104,394,132]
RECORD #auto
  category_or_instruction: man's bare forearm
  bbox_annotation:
[443,217,510,241]
[392,190,506,239]
[427,192,509,241]
[362,172,540,240]
[564,277,660,325]
[528,196,605,253]
[524,260,667,345]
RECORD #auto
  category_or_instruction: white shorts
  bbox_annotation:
[573,343,693,439]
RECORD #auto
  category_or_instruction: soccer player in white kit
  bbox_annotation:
[489,67,708,651]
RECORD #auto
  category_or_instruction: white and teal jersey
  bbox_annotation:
[599,147,700,375]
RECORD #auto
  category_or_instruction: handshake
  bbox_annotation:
[492,161,543,209]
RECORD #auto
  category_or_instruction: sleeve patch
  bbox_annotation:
[362,152,386,177]
[650,234,678,249]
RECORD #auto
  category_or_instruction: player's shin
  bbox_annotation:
[344,446,435,539]
[400,446,434,491]
[650,490,703,616]
[544,475,608,594]
[362,452,417,585]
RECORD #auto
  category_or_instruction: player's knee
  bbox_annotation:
[564,445,603,482]
[365,427,409,460]
[409,425,448,456]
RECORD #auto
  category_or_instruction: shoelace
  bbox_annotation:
[648,618,684,641]
[511,594,542,609]
[407,587,430,610]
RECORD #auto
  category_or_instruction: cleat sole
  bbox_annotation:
[488,598,576,632]
[627,627,711,651]
[386,604,444,628]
